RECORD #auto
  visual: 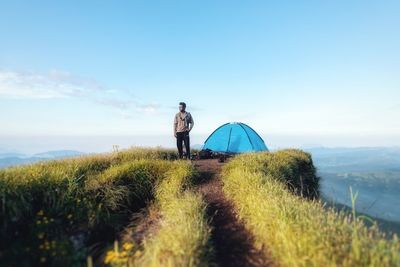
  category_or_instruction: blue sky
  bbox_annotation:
[0,1,399,152]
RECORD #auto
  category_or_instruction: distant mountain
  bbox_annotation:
[0,152,27,159]
[0,157,44,168]
[0,150,84,168]
[304,147,400,172]
[306,146,400,228]
[33,150,84,159]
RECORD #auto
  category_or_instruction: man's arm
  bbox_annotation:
[173,114,178,137]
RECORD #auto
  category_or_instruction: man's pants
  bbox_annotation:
[176,131,190,159]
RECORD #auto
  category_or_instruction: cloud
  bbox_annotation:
[0,69,107,99]
[0,70,71,99]
[0,69,160,115]
[94,98,133,110]
[136,103,160,114]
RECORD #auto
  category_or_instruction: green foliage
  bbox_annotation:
[3,147,397,267]
[0,148,177,266]
[107,161,211,267]
[222,150,400,267]
[223,149,319,198]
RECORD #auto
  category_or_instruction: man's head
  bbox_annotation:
[179,102,186,112]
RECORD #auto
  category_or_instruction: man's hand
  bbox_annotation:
[174,132,177,138]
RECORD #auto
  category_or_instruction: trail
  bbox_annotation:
[193,159,274,267]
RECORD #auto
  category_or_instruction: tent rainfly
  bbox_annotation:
[202,122,268,153]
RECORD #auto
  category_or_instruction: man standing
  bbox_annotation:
[174,102,194,159]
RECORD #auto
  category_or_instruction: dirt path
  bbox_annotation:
[193,159,273,267]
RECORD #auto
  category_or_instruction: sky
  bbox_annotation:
[0,1,399,153]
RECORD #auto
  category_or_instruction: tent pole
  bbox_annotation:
[238,123,255,150]
[226,127,232,153]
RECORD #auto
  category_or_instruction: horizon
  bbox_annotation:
[1,133,400,155]
[1,1,400,151]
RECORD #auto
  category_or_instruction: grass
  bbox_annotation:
[105,161,211,267]
[0,148,178,266]
[222,149,400,267]
[3,147,399,267]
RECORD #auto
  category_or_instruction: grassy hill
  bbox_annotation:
[222,150,399,266]
[306,147,400,229]
[0,148,398,267]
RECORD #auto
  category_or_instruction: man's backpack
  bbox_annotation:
[198,149,213,159]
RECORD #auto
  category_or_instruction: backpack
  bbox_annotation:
[198,149,213,159]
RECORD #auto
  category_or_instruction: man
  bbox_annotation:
[174,102,194,159]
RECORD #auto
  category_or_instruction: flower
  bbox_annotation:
[104,251,116,264]
[122,242,134,251]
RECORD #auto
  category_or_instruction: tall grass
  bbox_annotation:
[0,148,177,266]
[105,162,211,267]
[222,150,400,267]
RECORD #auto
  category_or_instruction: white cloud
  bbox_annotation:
[0,70,70,99]
[0,69,160,115]
[0,69,105,99]
[136,103,160,114]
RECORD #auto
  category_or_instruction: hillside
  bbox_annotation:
[305,147,400,230]
[0,148,399,267]
[0,150,84,168]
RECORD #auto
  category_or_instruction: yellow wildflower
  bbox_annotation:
[104,251,116,264]
[122,242,134,251]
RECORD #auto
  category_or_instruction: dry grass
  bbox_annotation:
[0,148,178,266]
[222,150,400,267]
[105,162,211,267]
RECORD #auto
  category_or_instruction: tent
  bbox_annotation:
[202,122,268,153]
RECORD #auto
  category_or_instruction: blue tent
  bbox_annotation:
[202,122,268,153]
